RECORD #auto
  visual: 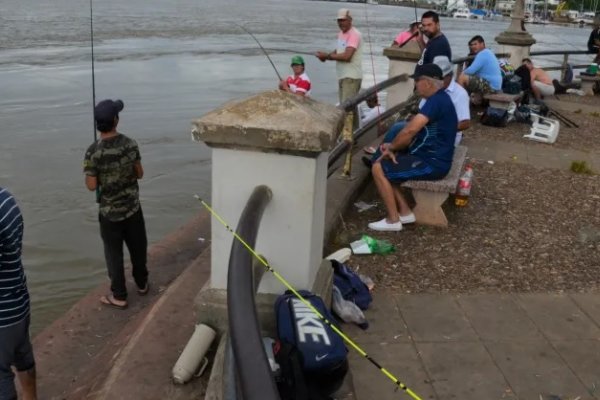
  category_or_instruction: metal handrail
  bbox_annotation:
[327,99,407,173]
[338,74,408,112]
[227,185,279,400]
[530,50,591,56]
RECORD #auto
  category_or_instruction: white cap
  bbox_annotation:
[337,8,351,19]
[433,55,453,77]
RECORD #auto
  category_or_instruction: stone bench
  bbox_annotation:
[483,92,523,110]
[578,74,600,96]
[401,145,468,227]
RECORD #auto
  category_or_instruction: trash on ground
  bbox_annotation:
[325,248,352,263]
[487,160,494,165]
[332,286,368,329]
[351,234,395,255]
[359,273,375,291]
[354,201,377,213]
[566,88,585,96]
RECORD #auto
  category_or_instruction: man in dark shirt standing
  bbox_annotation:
[83,99,149,310]
[587,19,600,63]
[396,11,452,120]
[417,11,452,67]
[0,187,37,400]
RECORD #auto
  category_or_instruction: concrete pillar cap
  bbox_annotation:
[192,90,344,154]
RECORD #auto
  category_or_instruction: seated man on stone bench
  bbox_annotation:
[457,35,502,101]
[368,63,457,232]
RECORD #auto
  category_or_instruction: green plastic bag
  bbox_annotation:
[362,234,395,255]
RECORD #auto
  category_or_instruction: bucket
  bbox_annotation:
[588,63,598,75]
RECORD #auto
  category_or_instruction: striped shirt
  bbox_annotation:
[0,187,30,328]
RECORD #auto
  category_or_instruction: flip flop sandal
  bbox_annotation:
[363,146,376,155]
[137,283,150,296]
[100,295,128,310]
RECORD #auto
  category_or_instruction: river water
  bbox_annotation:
[0,0,593,333]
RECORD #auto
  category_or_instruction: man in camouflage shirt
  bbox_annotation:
[83,99,149,309]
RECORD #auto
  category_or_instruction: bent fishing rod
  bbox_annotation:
[194,195,424,400]
[235,23,283,81]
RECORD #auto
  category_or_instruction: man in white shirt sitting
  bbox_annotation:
[359,94,386,129]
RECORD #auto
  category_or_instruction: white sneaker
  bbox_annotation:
[399,213,416,224]
[368,218,402,232]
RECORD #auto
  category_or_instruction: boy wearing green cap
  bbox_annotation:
[279,55,311,96]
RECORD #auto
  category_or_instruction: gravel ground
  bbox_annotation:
[465,104,600,153]
[327,160,600,294]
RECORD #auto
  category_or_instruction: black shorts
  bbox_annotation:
[0,315,35,400]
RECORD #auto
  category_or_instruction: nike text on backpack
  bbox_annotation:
[275,290,348,399]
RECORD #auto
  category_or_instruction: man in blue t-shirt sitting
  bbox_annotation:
[457,35,502,95]
[368,64,457,232]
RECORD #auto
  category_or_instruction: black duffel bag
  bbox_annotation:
[480,106,509,127]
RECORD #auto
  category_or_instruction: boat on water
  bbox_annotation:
[573,11,597,25]
[453,6,472,18]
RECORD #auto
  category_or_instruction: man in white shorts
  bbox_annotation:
[522,58,555,100]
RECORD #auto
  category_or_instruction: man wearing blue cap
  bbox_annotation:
[83,99,149,309]
[368,64,457,232]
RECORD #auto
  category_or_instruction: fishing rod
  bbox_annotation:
[363,2,384,133]
[194,195,424,400]
[90,0,96,140]
[89,0,100,203]
[235,23,283,81]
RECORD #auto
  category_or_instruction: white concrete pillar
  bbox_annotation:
[192,90,343,294]
[383,42,421,109]
[495,0,536,67]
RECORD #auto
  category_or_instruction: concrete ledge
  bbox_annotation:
[191,90,344,154]
[195,257,333,336]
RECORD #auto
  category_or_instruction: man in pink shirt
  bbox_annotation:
[392,20,420,48]
[316,8,363,176]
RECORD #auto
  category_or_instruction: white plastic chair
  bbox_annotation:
[523,114,560,144]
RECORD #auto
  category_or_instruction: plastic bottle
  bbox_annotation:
[455,165,474,207]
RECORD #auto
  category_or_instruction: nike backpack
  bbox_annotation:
[274,290,348,400]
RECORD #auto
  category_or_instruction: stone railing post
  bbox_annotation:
[383,41,421,109]
[191,90,343,333]
[495,0,536,67]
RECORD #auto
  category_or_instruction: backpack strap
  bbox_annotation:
[274,340,310,400]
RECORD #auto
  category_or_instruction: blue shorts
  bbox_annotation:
[0,315,35,400]
[380,154,447,182]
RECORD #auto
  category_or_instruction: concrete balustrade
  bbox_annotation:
[383,41,421,109]
[191,89,343,333]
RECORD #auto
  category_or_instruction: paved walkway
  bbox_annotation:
[344,291,600,400]
[463,137,600,172]
[345,112,600,400]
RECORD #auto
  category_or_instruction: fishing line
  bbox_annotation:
[363,3,384,132]
[235,23,283,81]
[194,195,423,400]
[90,0,96,141]
[89,0,100,203]
[413,0,419,26]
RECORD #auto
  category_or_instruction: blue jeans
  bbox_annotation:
[370,121,407,161]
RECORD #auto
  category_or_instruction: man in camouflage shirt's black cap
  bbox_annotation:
[83,99,149,309]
